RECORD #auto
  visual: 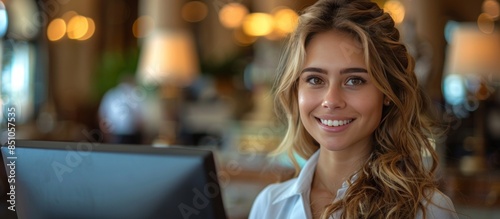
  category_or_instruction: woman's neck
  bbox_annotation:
[313,145,371,194]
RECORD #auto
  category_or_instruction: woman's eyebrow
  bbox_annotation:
[339,67,368,74]
[301,67,327,74]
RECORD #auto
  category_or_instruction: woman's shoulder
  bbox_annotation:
[419,189,459,219]
[248,178,300,218]
[423,189,454,208]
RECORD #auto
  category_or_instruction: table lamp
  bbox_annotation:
[445,24,500,79]
[137,30,199,145]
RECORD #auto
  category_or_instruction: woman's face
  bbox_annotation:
[298,30,385,153]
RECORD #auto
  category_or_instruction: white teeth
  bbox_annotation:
[320,119,353,127]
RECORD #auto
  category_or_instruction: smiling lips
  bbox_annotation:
[320,118,353,127]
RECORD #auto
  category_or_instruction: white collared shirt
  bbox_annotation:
[249,150,459,219]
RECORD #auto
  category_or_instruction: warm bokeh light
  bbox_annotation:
[47,18,66,41]
[478,13,495,33]
[383,0,405,24]
[219,3,248,29]
[242,13,274,37]
[48,14,95,41]
[272,7,299,35]
[233,28,257,46]
[133,16,155,38]
[67,15,88,39]
[181,1,208,22]
[77,17,95,41]
[483,0,500,20]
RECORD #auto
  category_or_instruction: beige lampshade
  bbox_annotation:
[137,30,199,87]
[445,24,500,78]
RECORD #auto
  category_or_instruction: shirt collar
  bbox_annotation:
[272,150,320,204]
[272,150,360,204]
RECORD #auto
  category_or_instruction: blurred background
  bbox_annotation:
[0,0,499,218]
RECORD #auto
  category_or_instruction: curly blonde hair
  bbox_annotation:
[272,0,442,218]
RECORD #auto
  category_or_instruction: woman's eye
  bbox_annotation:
[345,77,365,86]
[307,77,323,85]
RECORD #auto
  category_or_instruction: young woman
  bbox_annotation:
[249,0,459,218]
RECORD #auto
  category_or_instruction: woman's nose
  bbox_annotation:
[321,87,346,109]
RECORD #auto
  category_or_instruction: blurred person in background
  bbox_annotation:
[98,75,144,144]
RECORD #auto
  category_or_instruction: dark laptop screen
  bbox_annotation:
[1,140,227,219]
